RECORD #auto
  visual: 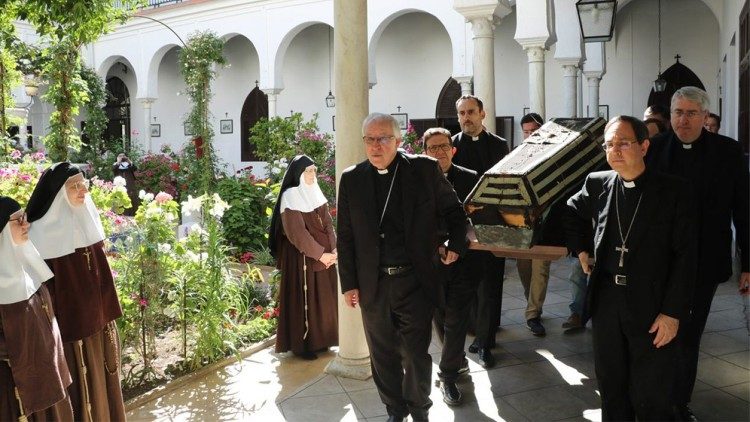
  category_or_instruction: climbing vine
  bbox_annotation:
[179,30,226,193]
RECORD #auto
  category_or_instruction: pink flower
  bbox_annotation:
[155,192,173,204]
[111,270,119,278]
[10,150,22,160]
[18,173,31,182]
[32,151,46,162]
[139,298,148,308]
[114,216,125,226]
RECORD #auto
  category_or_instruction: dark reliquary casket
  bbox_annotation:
[466,117,606,249]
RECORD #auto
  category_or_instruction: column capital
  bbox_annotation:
[453,0,512,23]
[138,97,157,106]
[468,16,495,38]
[561,63,579,77]
[261,88,282,96]
[583,71,604,81]
[523,45,546,63]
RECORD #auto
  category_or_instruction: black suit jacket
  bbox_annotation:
[337,153,468,306]
[451,131,510,176]
[647,129,749,284]
[446,164,479,203]
[565,170,697,329]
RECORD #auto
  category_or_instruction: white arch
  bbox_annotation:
[143,43,181,100]
[270,21,333,91]
[616,0,720,29]
[97,55,138,98]
[368,6,463,87]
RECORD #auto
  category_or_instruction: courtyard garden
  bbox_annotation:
[0,0,336,400]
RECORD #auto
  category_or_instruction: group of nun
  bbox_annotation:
[1,162,125,421]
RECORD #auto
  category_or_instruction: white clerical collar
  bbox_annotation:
[682,143,692,150]
[471,135,480,141]
[623,180,636,188]
[377,168,388,175]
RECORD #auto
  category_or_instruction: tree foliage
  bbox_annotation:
[16,0,142,161]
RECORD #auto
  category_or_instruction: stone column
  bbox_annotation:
[140,98,155,152]
[561,64,578,117]
[454,76,473,96]
[469,16,497,134]
[586,75,601,117]
[262,88,281,118]
[525,46,546,118]
[324,0,371,381]
[577,67,584,118]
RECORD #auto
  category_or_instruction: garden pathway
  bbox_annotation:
[127,259,750,421]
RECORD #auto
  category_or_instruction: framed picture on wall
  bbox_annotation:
[598,105,610,121]
[150,124,161,137]
[332,115,335,131]
[184,122,194,136]
[220,119,233,134]
[391,113,408,130]
[522,107,530,116]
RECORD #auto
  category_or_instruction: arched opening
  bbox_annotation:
[241,86,268,162]
[647,56,706,109]
[104,76,131,151]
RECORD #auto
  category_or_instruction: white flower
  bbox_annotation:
[189,223,204,235]
[143,193,155,203]
[113,176,127,187]
[182,194,204,216]
[164,212,176,222]
[113,186,127,194]
[145,204,163,218]
[270,166,282,175]
[138,190,146,199]
[157,243,172,253]
[209,193,231,218]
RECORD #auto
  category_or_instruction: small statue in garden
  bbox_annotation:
[112,153,139,216]
[0,196,75,421]
[26,163,126,421]
[269,155,338,360]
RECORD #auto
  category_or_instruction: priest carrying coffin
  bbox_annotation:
[0,196,74,421]
[26,163,126,421]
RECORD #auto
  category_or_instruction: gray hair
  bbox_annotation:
[362,113,401,139]
[671,86,710,112]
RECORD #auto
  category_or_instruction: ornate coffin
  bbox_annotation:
[466,117,606,248]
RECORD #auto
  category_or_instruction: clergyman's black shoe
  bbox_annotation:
[676,404,698,421]
[477,348,496,368]
[441,381,462,406]
[386,415,404,422]
[457,358,470,375]
[468,340,479,354]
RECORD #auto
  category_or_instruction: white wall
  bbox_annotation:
[369,12,453,122]
[600,0,719,119]
[152,47,190,153]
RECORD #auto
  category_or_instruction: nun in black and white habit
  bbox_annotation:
[0,196,74,421]
[269,155,339,360]
[26,163,125,421]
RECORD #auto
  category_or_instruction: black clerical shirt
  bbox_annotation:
[452,131,506,175]
[373,158,409,267]
[601,169,650,276]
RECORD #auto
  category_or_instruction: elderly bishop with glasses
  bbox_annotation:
[565,116,697,421]
[337,113,468,422]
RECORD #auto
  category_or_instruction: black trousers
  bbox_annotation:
[473,253,505,348]
[675,281,719,405]
[360,272,434,420]
[592,280,677,421]
[433,251,483,382]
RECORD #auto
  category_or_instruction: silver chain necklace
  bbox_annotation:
[614,179,644,268]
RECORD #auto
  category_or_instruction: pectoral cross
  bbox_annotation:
[83,248,92,270]
[615,244,628,268]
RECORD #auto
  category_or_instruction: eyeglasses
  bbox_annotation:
[363,136,395,146]
[66,178,90,192]
[425,144,452,153]
[303,166,317,174]
[9,210,27,225]
[672,109,704,119]
[602,139,640,150]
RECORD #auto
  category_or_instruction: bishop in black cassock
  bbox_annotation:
[566,116,696,421]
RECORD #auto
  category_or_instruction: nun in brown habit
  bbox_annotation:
[269,155,339,360]
[0,196,74,421]
[26,163,125,421]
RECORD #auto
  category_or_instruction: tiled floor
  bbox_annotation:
[128,259,750,421]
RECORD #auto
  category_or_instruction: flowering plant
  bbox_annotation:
[400,122,420,154]
[134,153,179,199]
[0,150,46,207]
